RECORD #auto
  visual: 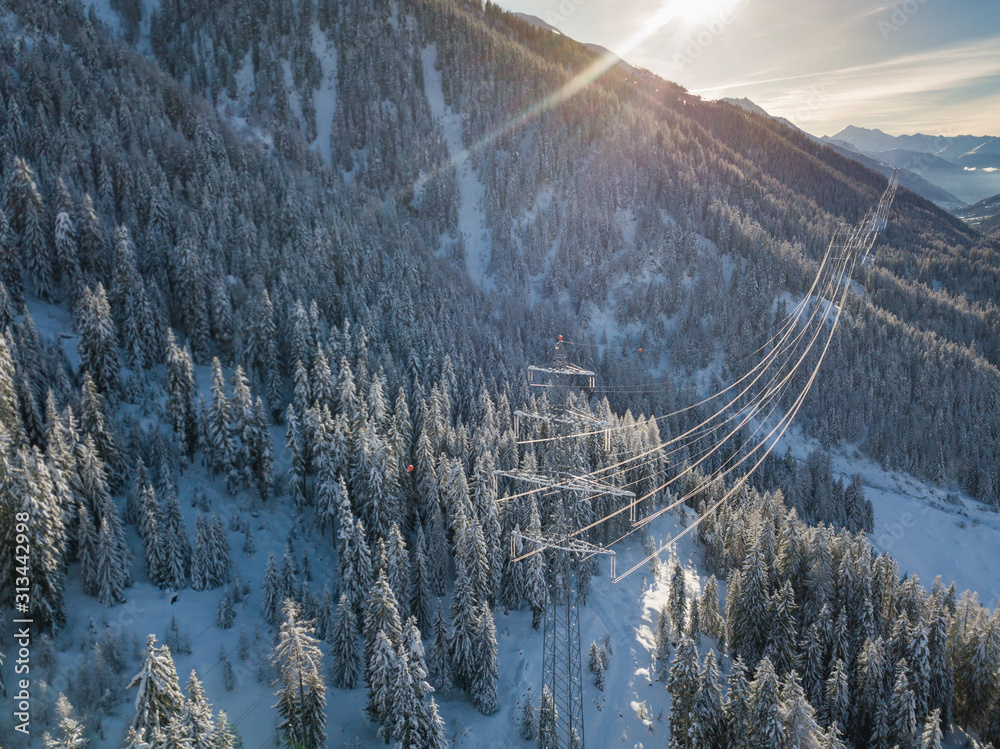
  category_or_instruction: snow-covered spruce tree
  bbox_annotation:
[920,708,942,749]
[428,601,453,693]
[54,209,82,307]
[409,522,434,632]
[800,624,826,707]
[748,657,784,749]
[449,542,481,692]
[343,518,374,618]
[111,225,156,369]
[366,628,400,732]
[724,656,752,749]
[588,641,606,691]
[984,692,1000,749]
[206,358,236,489]
[42,693,88,749]
[401,615,433,703]
[364,569,403,683]
[764,580,798,676]
[262,552,284,626]
[78,374,121,485]
[668,562,687,637]
[272,600,327,749]
[7,157,54,300]
[667,635,700,749]
[926,596,953,727]
[160,499,188,591]
[854,637,888,743]
[212,711,241,749]
[313,449,341,540]
[95,515,128,605]
[821,658,849,730]
[470,602,499,714]
[217,587,235,629]
[699,574,725,644]
[77,284,120,397]
[1,446,67,627]
[423,696,450,749]
[191,513,232,590]
[427,500,450,596]
[75,434,111,519]
[0,332,23,441]
[165,331,198,458]
[177,670,216,749]
[691,649,725,748]
[0,209,23,303]
[868,695,892,749]
[136,481,158,542]
[330,593,362,689]
[778,671,824,749]
[653,603,672,681]
[77,503,99,596]
[353,421,399,542]
[250,396,274,501]
[285,405,306,511]
[500,523,524,613]
[170,235,210,359]
[331,474,353,549]
[315,584,335,641]
[519,694,538,741]
[538,685,558,749]
[129,634,185,735]
[387,643,424,747]
[966,611,1000,728]
[191,514,209,591]
[889,661,917,748]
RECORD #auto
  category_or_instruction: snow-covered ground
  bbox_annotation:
[779,427,1000,609]
[310,24,338,163]
[421,44,495,292]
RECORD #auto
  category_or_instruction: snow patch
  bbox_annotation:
[310,23,338,163]
[421,44,494,291]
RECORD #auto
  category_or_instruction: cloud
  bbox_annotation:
[694,36,1000,134]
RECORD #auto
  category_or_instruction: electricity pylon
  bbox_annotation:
[499,340,633,748]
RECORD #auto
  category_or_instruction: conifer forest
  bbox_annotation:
[0,0,999,747]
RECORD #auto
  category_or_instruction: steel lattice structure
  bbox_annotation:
[500,355,630,748]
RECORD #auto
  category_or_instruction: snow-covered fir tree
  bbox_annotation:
[330,593,362,689]
[42,694,88,749]
[272,600,326,749]
[129,634,185,736]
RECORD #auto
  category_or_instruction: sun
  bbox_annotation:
[649,0,745,32]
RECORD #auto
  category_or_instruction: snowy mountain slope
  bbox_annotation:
[97,0,1000,511]
[956,192,1000,237]
[421,44,495,291]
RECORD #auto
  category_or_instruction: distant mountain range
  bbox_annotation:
[821,125,1000,206]
[721,99,966,209]
[720,100,1000,210]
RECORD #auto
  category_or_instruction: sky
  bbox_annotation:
[494,0,1000,137]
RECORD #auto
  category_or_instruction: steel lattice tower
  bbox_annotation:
[541,532,585,748]
[499,340,631,748]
